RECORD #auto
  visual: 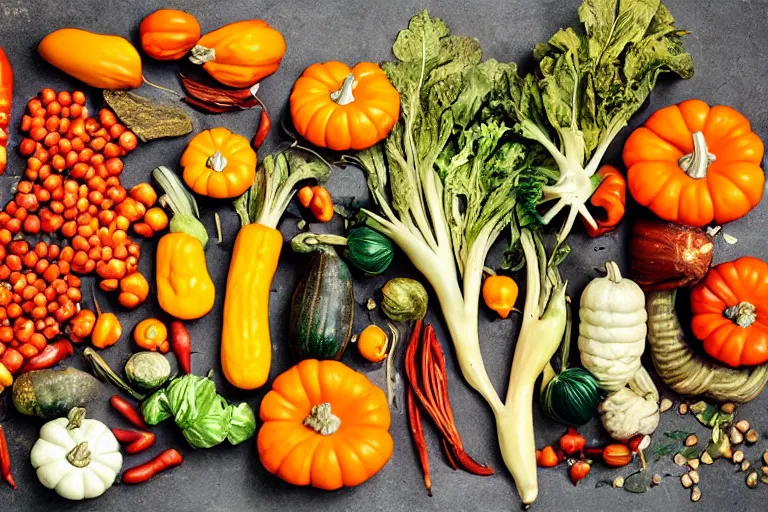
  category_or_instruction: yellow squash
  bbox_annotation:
[156,232,214,320]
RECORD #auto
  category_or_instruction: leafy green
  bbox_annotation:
[142,373,256,449]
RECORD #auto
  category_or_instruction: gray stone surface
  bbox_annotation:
[1,0,767,510]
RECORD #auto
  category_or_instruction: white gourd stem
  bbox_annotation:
[330,74,356,106]
[206,151,228,173]
[678,131,716,179]
[303,403,341,435]
[605,261,622,283]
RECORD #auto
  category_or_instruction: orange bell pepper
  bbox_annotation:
[581,165,626,238]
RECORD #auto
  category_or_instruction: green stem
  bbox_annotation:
[83,347,146,401]
[679,131,716,179]
[330,74,356,105]
[290,232,348,253]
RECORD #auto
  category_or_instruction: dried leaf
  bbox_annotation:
[103,91,193,142]
[623,470,649,494]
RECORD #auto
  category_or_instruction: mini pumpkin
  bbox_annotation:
[624,99,764,227]
[691,256,768,367]
[30,408,122,500]
[257,359,393,490]
[290,61,400,151]
[180,127,257,199]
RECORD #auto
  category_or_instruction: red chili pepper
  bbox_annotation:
[407,382,432,496]
[0,46,13,176]
[169,321,191,374]
[110,395,148,430]
[536,445,561,468]
[568,460,591,485]
[19,340,73,373]
[252,103,271,150]
[122,449,183,484]
[0,424,16,489]
[559,427,587,456]
[111,428,156,455]
[582,165,626,237]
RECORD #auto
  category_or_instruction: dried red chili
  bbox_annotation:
[111,428,156,455]
[406,327,431,496]
[252,99,270,150]
[122,449,183,484]
[0,424,16,489]
[169,321,191,374]
[110,395,148,430]
[180,75,260,111]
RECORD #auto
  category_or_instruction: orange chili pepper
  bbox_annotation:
[99,278,119,292]
[68,308,96,343]
[118,272,149,309]
[143,207,168,232]
[0,285,10,307]
[0,362,12,388]
[536,445,561,468]
[357,324,388,363]
[297,186,314,208]
[308,186,333,222]
[482,274,518,319]
[133,318,169,353]
[582,165,626,238]
[92,294,122,349]
[128,182,157,208]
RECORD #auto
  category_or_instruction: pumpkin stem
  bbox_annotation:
[66,442,92,469]
[291,232,348,253]
[604,261,622,283]
[189,45,215,65]
[679,131,716,179]
[206,151,228,173]
[330,74,356,106]
[303,403,341,435]
[66,407,86,430]
[724,301,757,328]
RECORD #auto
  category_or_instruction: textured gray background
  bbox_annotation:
[1,0,767,510]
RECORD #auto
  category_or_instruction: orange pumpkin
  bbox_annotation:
[624,99,764,227]
[180,127,256,199]
[139,9,201,61]
[38,29,142,90]
[290,61,400,151]
[691,256,768,367]
[258,359,394,490]
[189,20,285,88]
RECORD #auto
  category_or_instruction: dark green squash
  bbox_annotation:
[289,241,354,360]
[540,368,601,426]
[344,227,394,276]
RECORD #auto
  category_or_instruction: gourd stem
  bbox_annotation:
[189,45,215,65]
[206,151,228,173]
[679,131,716,179]
[291,232,348,253]
[604,261,622,283]
[303,403,341,435]
[724,301,757,328]
[67,407,86,430]
[66,442,92,468]
[559,298,572,372]
[330,74,356,106]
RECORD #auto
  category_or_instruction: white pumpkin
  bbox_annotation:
[578,261,647,391]
[31,408,122,500]
[599,383,660,441]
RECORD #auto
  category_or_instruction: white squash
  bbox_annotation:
[578,261,647,391]
[31,407,122,500]
[599,367,660,440]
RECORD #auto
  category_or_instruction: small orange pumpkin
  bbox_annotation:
[258,359,394,490]
[180,127,256,199]
[290,61,400,151]
[624,100,764,227]
[190,20,285,88]
[139,9,201,61]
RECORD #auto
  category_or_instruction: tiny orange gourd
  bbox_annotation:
[258,359,394,490]
[180,127,257,199]
[139,9,201,61]
[190,20,286,88]
[624,99,764,227]
[290,61,400,151]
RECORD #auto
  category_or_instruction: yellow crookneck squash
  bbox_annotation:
[258,359,394,490]
[152,165,214,320]
[221,149,331,390]
[290,61,400,151]
[189,20,286,88]
[181,127,257,199]
[38,29,142,90]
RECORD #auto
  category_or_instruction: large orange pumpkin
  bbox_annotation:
[290,61,400,151]
[691,256,768,367]
[180,127,256,199]
[139,9,201,61]
[189,20,285,88]
[624,99,764,227]
[257,359,394,490]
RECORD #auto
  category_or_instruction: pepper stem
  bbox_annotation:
[206,151,228,173]
[604,261,622,283]
[330,74,356,106]
[67,407,86,430]
[66,442,92,468]
[724,301,757,328]
[189,45,216,65]
[679,131,716,179]
[303,403,341,435]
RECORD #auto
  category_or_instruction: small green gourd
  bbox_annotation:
[124,352,172,391]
